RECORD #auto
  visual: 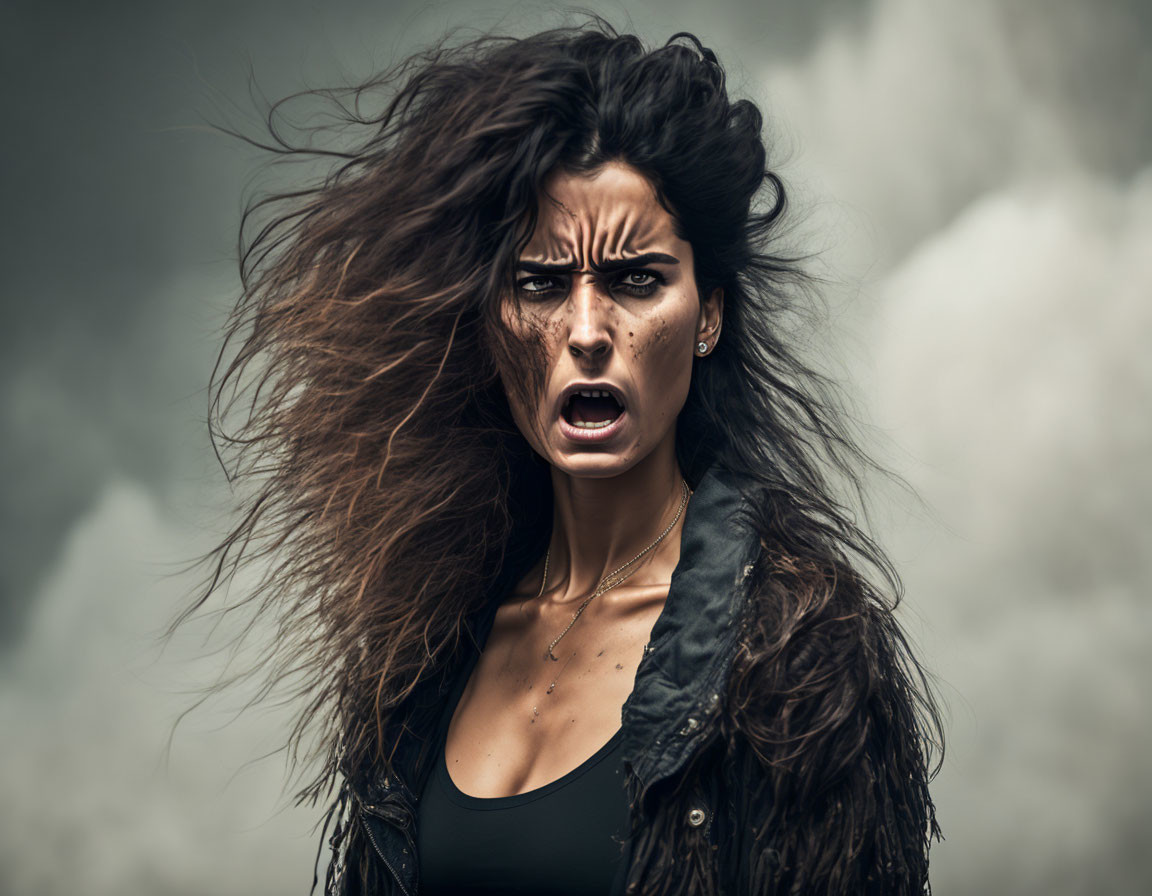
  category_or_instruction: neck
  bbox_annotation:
[546,435,687,603]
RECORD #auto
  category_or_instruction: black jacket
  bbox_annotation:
[325,466,935,894]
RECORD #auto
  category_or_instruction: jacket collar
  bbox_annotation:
[619,464,759,793]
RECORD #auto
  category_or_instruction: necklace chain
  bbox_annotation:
[540,478,691,662]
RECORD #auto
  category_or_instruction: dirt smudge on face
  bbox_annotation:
[633,318,669,360]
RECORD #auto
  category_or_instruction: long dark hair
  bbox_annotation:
[170,14,943,893]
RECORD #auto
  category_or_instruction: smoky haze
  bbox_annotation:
[1,1,1149,893]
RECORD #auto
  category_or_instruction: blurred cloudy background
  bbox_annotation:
[2,0,1149,893]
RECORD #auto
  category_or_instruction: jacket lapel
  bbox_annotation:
[620,466,760,797]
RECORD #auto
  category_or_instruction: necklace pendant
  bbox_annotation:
[546,682,555,694]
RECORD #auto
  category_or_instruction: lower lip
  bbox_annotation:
[558,409,628,443]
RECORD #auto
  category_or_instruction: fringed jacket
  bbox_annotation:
[321,467,938,895]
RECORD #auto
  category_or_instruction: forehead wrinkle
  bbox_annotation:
[525,186,677,269]
[528,193,578,263]
[603,206,627,260]
[617,206,648,259]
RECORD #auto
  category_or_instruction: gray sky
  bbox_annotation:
[2,0,1150,893]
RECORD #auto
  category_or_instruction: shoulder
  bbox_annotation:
[716,548,941,894]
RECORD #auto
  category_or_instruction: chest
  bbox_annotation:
[442,585,667,798]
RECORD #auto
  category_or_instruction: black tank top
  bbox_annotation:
[416,635,631,895]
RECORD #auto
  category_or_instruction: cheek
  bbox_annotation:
[543,315,565,344]
[630,310,685,362]
[631,314,695,412]
[495,311,568,448]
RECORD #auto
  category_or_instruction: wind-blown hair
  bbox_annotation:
[171,16,943,894]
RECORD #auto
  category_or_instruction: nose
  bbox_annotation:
[566,277,612,361]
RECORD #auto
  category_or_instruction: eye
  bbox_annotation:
[614,270,663,296]
[516,275,565,298]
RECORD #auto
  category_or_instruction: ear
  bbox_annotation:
[696,286,724,353]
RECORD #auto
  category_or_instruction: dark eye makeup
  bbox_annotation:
[515,269,666,299]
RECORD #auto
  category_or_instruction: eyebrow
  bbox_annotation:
[516,252,681,274]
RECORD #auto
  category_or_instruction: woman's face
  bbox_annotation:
[500,161,722,479]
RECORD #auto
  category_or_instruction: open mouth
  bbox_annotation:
[561,389,625,430]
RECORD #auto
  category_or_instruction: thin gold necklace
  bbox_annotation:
[537,478,691,662]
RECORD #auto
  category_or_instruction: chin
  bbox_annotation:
[547,448,641,480]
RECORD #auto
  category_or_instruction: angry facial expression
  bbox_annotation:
[499,161,722,479]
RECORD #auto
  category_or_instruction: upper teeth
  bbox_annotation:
[576,390,611,399]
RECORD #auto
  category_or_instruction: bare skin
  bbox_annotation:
[444,162,723,797]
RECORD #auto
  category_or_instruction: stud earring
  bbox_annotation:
[696,341,709,355]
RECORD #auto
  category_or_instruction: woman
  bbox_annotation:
[180,18,943,896]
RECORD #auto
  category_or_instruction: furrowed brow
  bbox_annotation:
[516,252,680,274]
[592,253,680,273]
[516,260,577,275]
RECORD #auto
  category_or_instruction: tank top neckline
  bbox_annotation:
[437,723,624,811]
[430,592,627,811]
